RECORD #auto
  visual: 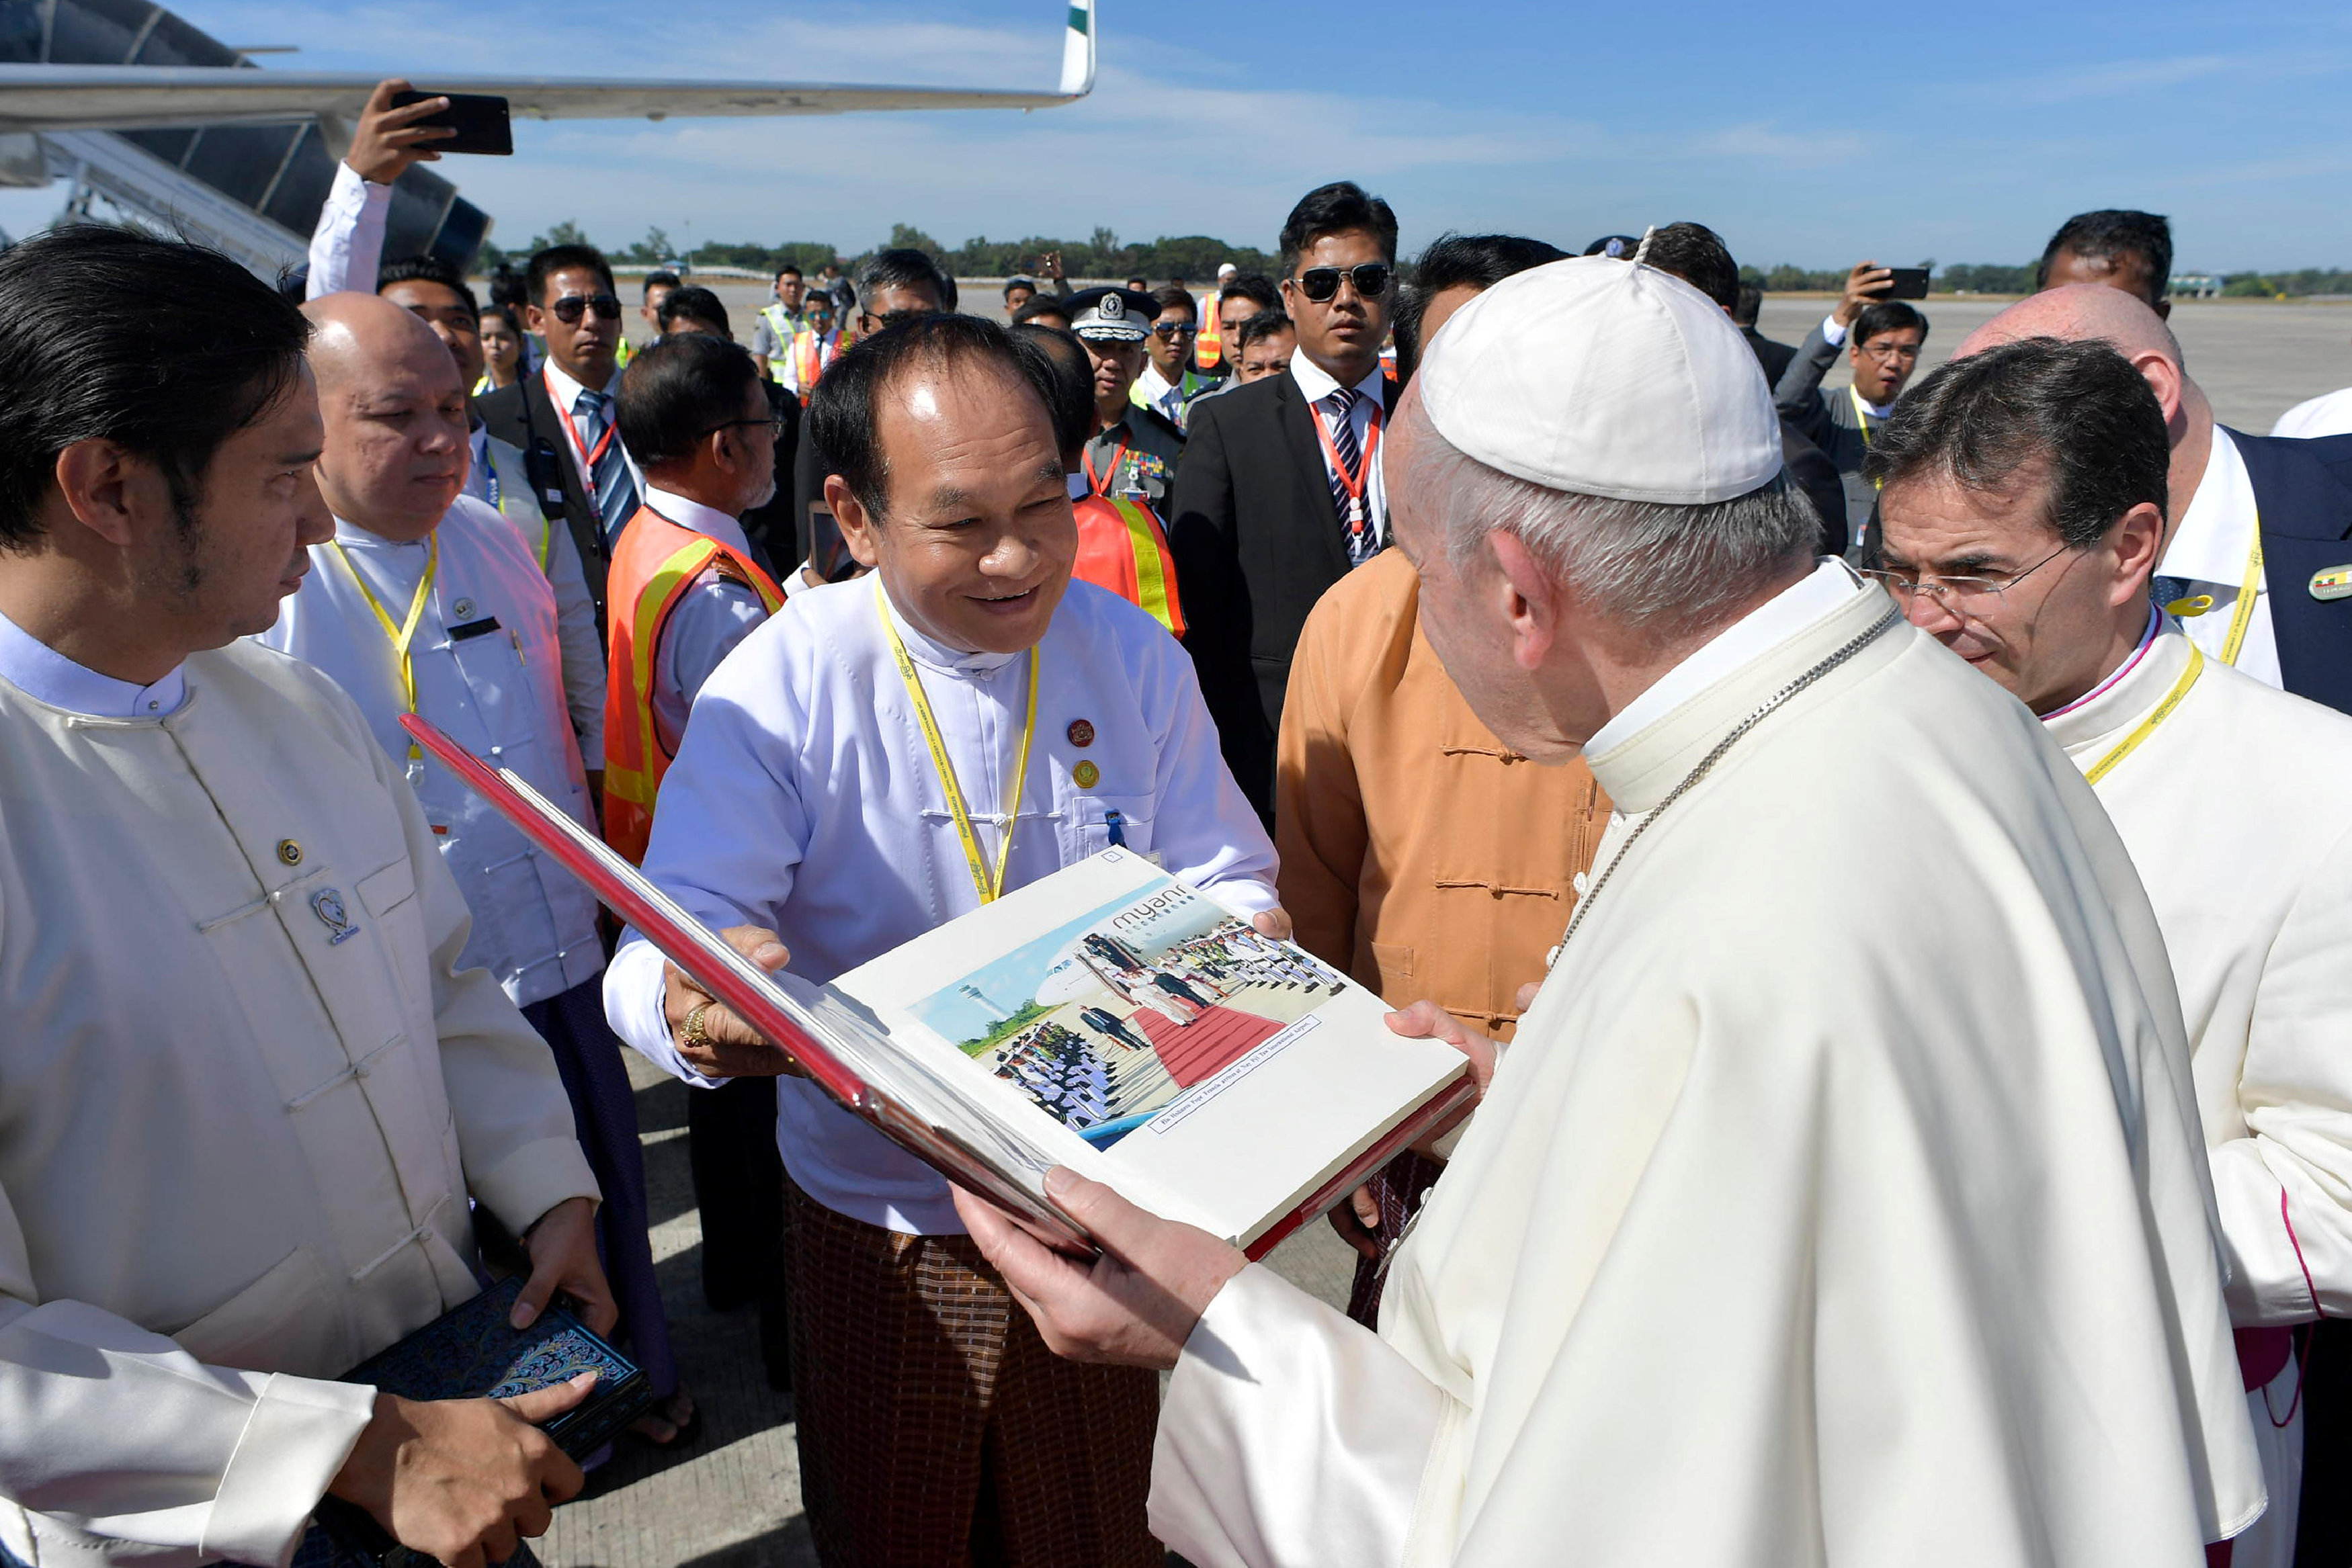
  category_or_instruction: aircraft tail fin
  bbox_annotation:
[1059,0,1097,99]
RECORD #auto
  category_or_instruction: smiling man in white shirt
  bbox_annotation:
[602,313,1279,1566]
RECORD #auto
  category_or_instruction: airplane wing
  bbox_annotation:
[0,0,1094,132]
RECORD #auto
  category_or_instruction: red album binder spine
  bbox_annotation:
[399,713,866,1106]
[1241,1074,1476,1262]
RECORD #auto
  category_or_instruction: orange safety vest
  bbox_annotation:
[791,329,828,402]
[1073,492,1185,638]
[1194,291,1222,372]
[602,504,786,863]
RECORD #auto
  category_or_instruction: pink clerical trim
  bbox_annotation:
[2044,603,2163,721]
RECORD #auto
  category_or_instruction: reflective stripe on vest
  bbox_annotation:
[602,507,784,863]
[762,305,804,384]
[1195,292,1220,371]
[1107,495,1182,636]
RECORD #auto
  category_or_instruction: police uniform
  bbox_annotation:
[1068,288,1187,509]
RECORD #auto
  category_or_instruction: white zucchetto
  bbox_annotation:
[1419,255,1784,505]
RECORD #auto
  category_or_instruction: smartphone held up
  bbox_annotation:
[388,90,514,156]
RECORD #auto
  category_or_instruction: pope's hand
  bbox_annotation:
[1385,1000,1500,1156]
[1251,906,1295,941]
[954,1168,1245,1371]
[663,926,808,1078]
[1329,1183,1383,1260]
[328,1378,594,1568]
[513,1195,615,1336]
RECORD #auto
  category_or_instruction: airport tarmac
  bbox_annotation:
[622,278,2349,435]
[535,282,2349,1568]
[538,1051,1357,1568]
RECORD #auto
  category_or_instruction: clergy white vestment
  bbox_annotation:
[0,625,597,1568]
[605,578,1277,1236]
[2045,617,2352,1568]
[1150,578,2262,1567]
[261,499,603,1009]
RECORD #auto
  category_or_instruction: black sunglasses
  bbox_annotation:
[1149,322,1198,341]
[548,293,622,324]
[1292,263,1392,304]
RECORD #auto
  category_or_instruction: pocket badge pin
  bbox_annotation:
[310,888,362,945]
[2310,564,2352,602]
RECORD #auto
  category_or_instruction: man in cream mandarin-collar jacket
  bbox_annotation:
[0,229,605,1568]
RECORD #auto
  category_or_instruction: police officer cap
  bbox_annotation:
[1065,287,1154,343]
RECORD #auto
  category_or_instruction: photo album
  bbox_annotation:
[405,715,1476,1258]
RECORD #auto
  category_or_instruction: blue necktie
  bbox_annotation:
[2152,574,2196,612]
[574,388,638,545]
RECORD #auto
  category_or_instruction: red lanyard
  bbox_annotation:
[1310,394,1382,522]
[1083,434,1133,497]
[546,365,615,474]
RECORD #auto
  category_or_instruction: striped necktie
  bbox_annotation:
[574,388,638,544]
[1322,386,1378,564]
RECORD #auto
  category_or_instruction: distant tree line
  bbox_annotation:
[475,223,2351,300]
[478,220,1276,282]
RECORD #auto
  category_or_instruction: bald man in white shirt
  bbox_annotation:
[261,292,689,1447]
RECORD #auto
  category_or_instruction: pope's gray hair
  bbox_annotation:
[1419,414,1820,641]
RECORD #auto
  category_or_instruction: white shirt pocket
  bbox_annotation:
[1073,792,1157,859]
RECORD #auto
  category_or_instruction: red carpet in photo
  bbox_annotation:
[1136,1004,1284,1088]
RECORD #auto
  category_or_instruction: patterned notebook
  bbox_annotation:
[303,1278,651,1567]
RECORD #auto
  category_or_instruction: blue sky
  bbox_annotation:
[13,0,2351,269]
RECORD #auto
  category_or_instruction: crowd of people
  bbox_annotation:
[3,71,2352,1568]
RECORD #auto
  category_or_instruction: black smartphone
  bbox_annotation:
[388,90,513,157]
[1881,267,1931,301]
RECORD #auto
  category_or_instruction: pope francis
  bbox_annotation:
[958,253,2264,1565]
[0,230,607,1568]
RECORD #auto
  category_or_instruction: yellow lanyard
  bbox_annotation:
[2162,531,2265,668]
[329,533,439,757]
[874,577,1040,904]
[1849,383,1878,444]
[2084,642,2205,785]
[1849,385,1885,491]
[2220,535,2264,666]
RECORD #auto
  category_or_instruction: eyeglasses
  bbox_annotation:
[1149,322,1198,341]
[1858,339,1922,362]
[548,293,621,324]
[1861,543,2072,607]
[1291,263,1392,303]
[702,412,786,440]
[859,307,933,333]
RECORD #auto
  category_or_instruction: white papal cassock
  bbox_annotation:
[0,614,597,1568]
[1149,566,2263,1567]
[2043,612,2352,1568]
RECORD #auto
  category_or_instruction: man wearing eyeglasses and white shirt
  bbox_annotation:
[478,245,645,618]
[1871,335,2352,1568]
[1166,181,1402,819]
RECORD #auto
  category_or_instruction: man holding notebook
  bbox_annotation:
[601,314,1277,1567]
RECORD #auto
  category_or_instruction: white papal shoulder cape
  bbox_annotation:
[1152,581,2262,1567]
